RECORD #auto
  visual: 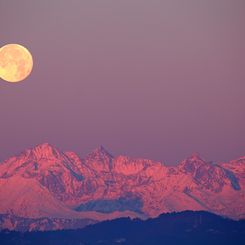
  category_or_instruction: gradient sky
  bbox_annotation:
[0,0,244,164]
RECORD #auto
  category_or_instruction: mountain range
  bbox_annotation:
[0,143,244,231]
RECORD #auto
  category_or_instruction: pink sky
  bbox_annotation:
[0,0,244,164]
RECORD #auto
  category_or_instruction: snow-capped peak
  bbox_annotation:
[28,143,61,160]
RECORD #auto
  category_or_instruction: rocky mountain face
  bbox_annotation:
[0,143,244,231]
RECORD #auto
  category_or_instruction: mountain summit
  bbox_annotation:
[86,145,113,160]
[29,143,61,160]
[0,143,244,231]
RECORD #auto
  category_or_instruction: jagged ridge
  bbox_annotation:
[0,143,244,231]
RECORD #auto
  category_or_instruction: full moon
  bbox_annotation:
[0,44,33,83]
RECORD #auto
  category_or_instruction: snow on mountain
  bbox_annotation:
[0,143,244,230]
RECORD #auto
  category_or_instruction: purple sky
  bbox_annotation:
[0,0,244,164]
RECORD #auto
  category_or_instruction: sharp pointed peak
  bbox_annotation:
[187,152,204,161]
[28,142,61,159]
[178,152,206,170]
[96,145,109,152]
[32,142,57,150]
[87,145,113,159]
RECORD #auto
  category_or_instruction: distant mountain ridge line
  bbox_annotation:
[1,142,227,166]
[0,142,244,231]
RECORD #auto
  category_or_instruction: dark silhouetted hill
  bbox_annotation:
[0,211,244,245]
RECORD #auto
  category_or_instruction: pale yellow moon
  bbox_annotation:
[0,44,33,83]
